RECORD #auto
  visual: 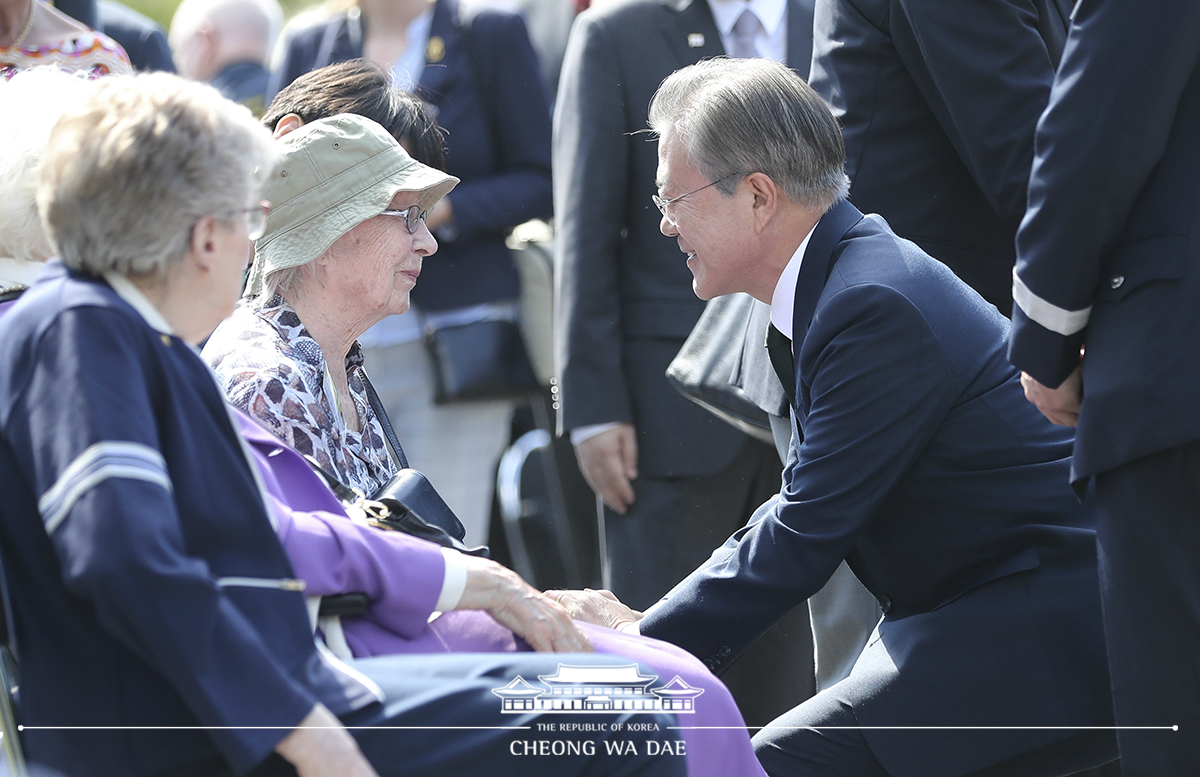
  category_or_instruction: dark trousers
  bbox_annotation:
[599,438,816,726]
[243,654,686,777]
[753,691,1118,777]
[1094,440,1200,776]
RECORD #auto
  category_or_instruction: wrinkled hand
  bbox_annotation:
[457,555,593,653]
[1021,367,1082,427]
[275,704,378,777]
[544,588,642,632]
[574,424,638,514]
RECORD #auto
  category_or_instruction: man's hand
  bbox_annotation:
[1021,367,1082,427]
[545,588,642,632]
[457,555,593,653]
[275,704,378,777]
[574,424,638,514]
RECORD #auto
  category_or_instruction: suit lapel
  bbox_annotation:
[660,0,725,64]
[418,0,460,100]
[789,199,864,420]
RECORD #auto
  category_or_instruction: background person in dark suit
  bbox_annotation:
[1010,1,1200,773]
[552,0,818,723]
[807,0,1072,315]
[556,57,1118,777]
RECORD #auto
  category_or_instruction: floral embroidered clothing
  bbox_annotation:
[203,296,395,495]
[1,31,132,80]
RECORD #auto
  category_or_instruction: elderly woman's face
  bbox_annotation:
[323,190,437,329]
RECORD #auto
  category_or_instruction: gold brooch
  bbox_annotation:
[427,36,445,63]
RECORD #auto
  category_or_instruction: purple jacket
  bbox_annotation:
[234,407,522,655]
[235,406,765,777]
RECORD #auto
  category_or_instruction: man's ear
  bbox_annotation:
[273,113,305,139]
[745,172,779,233]
[190,214,219,272]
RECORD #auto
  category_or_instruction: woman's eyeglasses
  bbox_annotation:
[379,205,431,235]
[229,201,271,241]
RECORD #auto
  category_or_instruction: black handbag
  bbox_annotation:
[665,292,783,444]
[423,318,540,404]
[305,372,491,558]
[363,468,490,557]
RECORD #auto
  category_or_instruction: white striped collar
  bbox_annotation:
[104,271,174,336]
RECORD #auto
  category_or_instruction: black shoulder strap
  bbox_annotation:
[360,370,409,470]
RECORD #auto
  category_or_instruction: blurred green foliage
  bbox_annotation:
[116,0,315,32]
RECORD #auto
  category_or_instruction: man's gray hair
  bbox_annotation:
[648,58,849,209]
[38,72,276,279]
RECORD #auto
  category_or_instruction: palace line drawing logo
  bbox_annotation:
[491,664,704,714]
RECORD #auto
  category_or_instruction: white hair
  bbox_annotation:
[0,68,95,263]
[39,72,278,278]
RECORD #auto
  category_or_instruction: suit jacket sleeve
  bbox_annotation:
[1010,0,1200,386]
[640,283,957,666]
[553,10,636,430]
[893,0,1062,223]
[14,308,316,770]
[447,10,553,244]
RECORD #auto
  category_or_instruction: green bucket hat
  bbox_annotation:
[245,113,459,298]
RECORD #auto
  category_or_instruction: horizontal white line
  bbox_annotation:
[19,725,529,731]
[675,725,1178,731]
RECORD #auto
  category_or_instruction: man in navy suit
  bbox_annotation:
[556,57,1118,776]
[1010,1,1200,773]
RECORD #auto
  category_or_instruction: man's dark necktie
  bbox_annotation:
[765,322,796,406]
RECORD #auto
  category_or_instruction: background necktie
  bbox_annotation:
[730,8,763,59]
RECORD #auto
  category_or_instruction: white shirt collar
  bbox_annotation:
[104,271,175,336]
[708,0,787,40]
[769,224,816,340]
[0,257,46,287]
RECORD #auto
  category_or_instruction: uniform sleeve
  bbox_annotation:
[1009,0,1200,385]
[552,11,636,431]
[13,307,317,771]
[641,285,957,663]
[447,11,554,244]
[894,0,1060,223]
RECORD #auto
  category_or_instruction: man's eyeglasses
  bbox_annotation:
[652,172,746,223]
[229,201,271,241]
[380,205,430,235]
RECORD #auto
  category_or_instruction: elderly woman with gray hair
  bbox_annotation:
[204,112,455,498]
[0,71,379,777]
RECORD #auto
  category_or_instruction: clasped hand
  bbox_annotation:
[543,588,643,633]
[457,555,593,653]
